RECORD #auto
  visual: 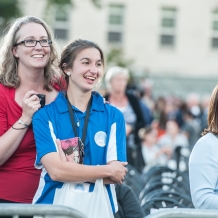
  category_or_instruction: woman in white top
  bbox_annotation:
[189,84,218,209]
[104,66,146,172]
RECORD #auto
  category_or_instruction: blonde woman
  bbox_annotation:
[104,66,146,172]
[0,16,60,205]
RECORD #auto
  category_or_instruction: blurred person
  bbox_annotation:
[153,96,167,137]
[158,120,189,167]
[181,109,201,151]
[165,98,177,121]
[200,94,210,132]
[141,78,154,111]
[186,92,201,120]
[114,183,145,218]
[189,84,218,209]
[0,16,60,208]
[32,39,127,215]
[104,66,146,172]
[138,127,169,172]
[136,86,153,125]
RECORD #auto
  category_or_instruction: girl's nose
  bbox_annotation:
[90,65,98,74]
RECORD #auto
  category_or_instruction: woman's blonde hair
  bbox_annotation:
[104,66,129,91]
[0,16,60,91]
[202,85,217,136]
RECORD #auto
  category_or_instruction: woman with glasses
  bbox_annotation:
[0,16,60,207]
[32,39,128,216]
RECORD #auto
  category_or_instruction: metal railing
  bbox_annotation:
[0,204,87,218]
[146,208,218,218]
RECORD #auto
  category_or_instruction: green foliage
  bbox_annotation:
[0,0,22,22]
[106,47,135,88]
[45,0,101,10]
[106,47,133,68]
[46,0,73,8]
[91,0,101,8]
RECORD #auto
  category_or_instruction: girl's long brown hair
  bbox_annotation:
[202,85,218,135]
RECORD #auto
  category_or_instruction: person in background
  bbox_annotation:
[114,183,145,218]
[104,66,146,172]
[135,87,153,125]
[140,78,154,112]
[138,127,169,172]
[0,16,60,209]
[152,96,167,138]
[189,84,218,209]
[157,120,189,169]
[200,94,210,132]
[186,92,202,123]
[181,109,201,151]
[32,39,127,215]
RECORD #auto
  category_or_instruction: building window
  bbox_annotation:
[53,7,69,40]
[211,8,218,49]
[107,4,124,44]
[55,10,68,22]
[212,37,218,48]
[54,29,68,40]
[161,35,175,46]
[108,32,122,43]
[160,7,177,48]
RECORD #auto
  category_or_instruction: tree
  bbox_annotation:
[0,0,102,36]
[45,0,101,10]
[105,47,136,88]
[0,0,22,35]
[106,47,134,69]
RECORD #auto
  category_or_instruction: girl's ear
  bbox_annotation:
[62,63,70,75]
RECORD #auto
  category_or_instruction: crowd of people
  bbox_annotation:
[103,65,207,174]
[0,14,215,218]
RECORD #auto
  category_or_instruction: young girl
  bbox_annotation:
[32,39,127,214]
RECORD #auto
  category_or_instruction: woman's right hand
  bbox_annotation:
[107,161,128,184]
[21,90,41,124]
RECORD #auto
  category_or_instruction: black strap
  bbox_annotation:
[66,94,92,145]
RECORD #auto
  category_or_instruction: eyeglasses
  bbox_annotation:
[13,39,52,47]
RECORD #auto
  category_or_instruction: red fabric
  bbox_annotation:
[0,84,41,203]
[157,128,166,138]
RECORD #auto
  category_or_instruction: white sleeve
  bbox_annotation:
[189,134,218,209]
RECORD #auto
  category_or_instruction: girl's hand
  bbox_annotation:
[108,161,128,184]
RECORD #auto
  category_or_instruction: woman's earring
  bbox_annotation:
[66,72,71,76]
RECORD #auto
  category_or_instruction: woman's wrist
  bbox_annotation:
[18,119,29,128]
[11,116,32,130]
[19,115,32,126]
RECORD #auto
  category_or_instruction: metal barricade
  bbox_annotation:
[0,204,87,218]
[146,208,218,218]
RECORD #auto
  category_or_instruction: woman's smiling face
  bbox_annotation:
[12,22,51,71]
